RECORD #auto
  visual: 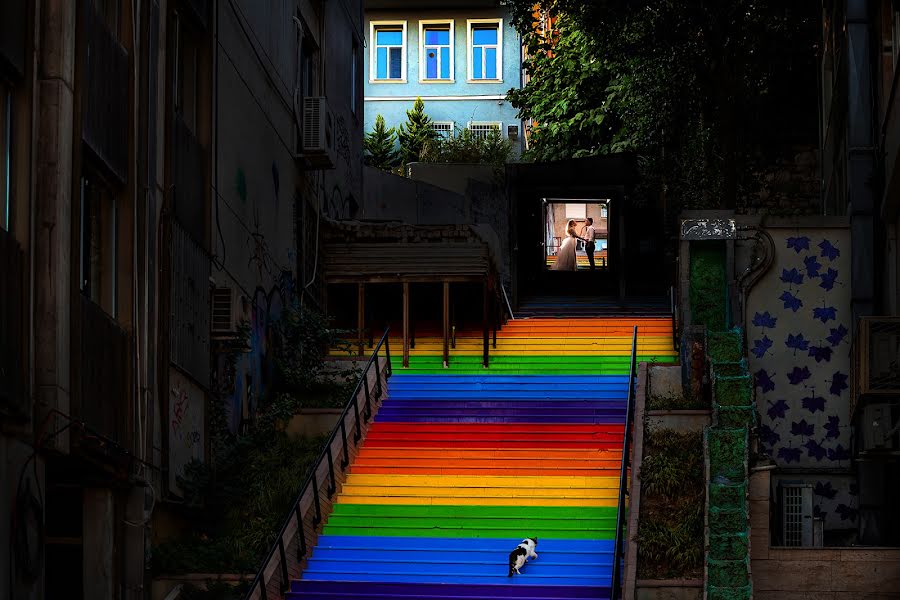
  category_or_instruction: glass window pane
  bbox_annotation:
[389,47,402,78]
[485,48,497,79]
[376,29,403,46]
[376,47,387,79]
[473,27,497,46]
[425,29,449,46]
[473,47,482,78]
[440,47,451,78]
[426,48,438,78]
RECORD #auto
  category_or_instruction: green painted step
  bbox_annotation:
[401,355,676,375]
[331,504,617,520]
[322,524,616,540]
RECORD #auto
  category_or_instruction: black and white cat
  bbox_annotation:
[508,537,538,576]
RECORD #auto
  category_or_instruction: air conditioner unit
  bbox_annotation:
[779,483,815,547]
[851,317,900,416]
[210,286,249,339]
[298,96,336,170]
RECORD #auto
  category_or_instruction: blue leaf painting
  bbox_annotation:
[755,368,776,393]
[791,419,814,437]
[827,444,851,462]
[849,483,859,496]
[819,239,840,261]
[781,268,804,285]
[767,399,790,420]
[827,325,849,347]
[752,311,778,329]
[785,333,810,352]
[804,255,822,278]
[758,424,781,446]
[801,394,826,413]
[752,336,774,359]
[778,446,802,463]
[787,236,811,253]
[814,306,837,323]
[835,504,858,521]
[829,372,849,396]
[820,268,839,291]
[825,415,841,439]
[804,439,827,461]
[813,505,827,520]
[788,366,812,385]
[808,345,833,363]
[814,481,838,499]
[780,291,803,312]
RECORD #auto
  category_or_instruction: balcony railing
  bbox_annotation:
[173,113,206,243]
[78,296,132,444]
[170,218,211,385]
[0,227,27,419]
[82,2,129,181]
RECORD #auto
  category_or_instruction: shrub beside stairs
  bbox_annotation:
[705,329,754,600]
[282,316,677,600]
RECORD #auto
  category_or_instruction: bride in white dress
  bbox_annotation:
[552,219,579,271]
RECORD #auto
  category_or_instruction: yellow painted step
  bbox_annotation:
[334,495,620,507]
[338,486,619,499]
[344,474,620,489]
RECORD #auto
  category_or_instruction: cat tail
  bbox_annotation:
[507,560,514,577]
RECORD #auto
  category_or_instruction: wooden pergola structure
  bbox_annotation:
[323,236,503,368]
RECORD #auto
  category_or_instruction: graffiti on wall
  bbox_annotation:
[746,228,857,531]
[169,368,205,495]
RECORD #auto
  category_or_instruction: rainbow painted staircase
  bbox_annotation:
[289,316,676,600]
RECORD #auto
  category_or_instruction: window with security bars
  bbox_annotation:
[468,122,501,140]
[781,484,813,546]
[431,122,454,138]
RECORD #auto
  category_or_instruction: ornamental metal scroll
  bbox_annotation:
[680,218,736,240]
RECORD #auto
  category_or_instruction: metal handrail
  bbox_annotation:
[610,325,638,600]
[244,328,392,600]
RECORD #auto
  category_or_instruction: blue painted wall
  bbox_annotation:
[364,8,524,155]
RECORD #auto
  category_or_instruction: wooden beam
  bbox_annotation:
[482,281,489,368]
[402,282,410,368]
[357,282,365,356]
[443,281,450,367]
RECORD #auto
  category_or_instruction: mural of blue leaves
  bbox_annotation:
[759,423,781,445]
[820,268,839,291]
[804,439,827,461]
[835,503,858,521]
[781,268,804,285]
[814,481,838,499]
[827,444,851,462]
[801,394,826,413]
[819,239,840,261]
[755,368,776,393]
[826,324,848,347]
[829,372,848,396]
[824,415,841,439]
[767,399,790,419]
[787,366,812,385]
[778,446,802,463]
[780,291,803,312]
[791,419,814,437]
[808,345,833,363]
[752,335,774,359]
[752,311,778,329]
[849,483,859,496]
[813,505,827,519]
[804,255,822,278]
[787,236,811,252]
[785,333,810,352]
[813,306,837,323]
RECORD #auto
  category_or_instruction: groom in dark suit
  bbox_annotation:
[584,217,596,270]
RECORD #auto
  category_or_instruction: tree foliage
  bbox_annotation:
[506,0,819,211]
[397,97,439,164]
[421,127,513,170]
[364,114,399,170]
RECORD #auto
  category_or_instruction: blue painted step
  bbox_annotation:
[289,581,610,599]
[314,536,613,552]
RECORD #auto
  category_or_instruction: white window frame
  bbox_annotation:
[419,20,455,82]
[467,121,502,140]
[370,20,407,83]
[431,120,455,138]
[467,19,503,82]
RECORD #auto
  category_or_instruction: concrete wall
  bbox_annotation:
[742,220,855,537]
[364,7,523,154]
[750,468,900,599]
[362,165,468,223]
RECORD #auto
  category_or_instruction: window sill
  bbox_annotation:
[369,79,408,84]
[466,78,504,84]
[419,79,455,84]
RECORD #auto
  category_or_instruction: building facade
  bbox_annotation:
[0,0,363,598]
[363,0,524,155]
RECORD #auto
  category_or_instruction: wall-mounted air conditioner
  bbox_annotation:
[210,286,249,339]
[297,96,336,170]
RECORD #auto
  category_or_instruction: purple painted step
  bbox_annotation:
[375,415,625,424]
[379,401,627,410]
[289,581,610,599]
